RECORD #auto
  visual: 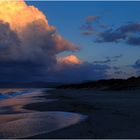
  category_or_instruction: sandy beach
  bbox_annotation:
[0,88,86,139]
[22,88,140,139]
[1,88,140,138]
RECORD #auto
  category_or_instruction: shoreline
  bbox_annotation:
[1,88,140,138]
[24,89,96,138]
[23,88,140,138]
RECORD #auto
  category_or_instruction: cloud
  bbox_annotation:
[0,1,78,65]
[133,59,140,77]
[112,55,122,59]
[0,1,78,57]
[0,1,110,82]
[118,23,140,33]
[107,65,137,79]
[80,16,100,36]
[96,23,140,46]
[50,62,109,83]
[96,28,125,43]
[0,0,54,32]
[0,21,21,60]
[18,19,78,65]
[53,55,109,82]
[94,59,111,64]
[133,59,140,72]
[0,0,78,82]
[93,55,122,64]
[126,37,140,46]
[86,16,100,23]
[81,32,93,36]
[57,55,82,65]
[0,19,78,74]
[0,61,47,82]
[114,71,127,75]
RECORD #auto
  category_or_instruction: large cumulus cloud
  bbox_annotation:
[0,1,78,62]
[0,1,109,82]
[0,21,20,60]
[0,19,79,81]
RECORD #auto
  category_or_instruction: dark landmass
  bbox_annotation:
[57,76,140,90]
[0,82,62,88]
[1,76,140,90]
[1,76,140,89]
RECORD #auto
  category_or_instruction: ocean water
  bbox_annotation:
[0,88,49,115]
[0,88,32,100]
[0,88,47,100]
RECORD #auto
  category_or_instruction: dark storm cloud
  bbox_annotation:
[0,21,110,82]
[0,59,110,82]
[49,62,110,83]
[96,23,140,46]
[0,20,76,81]
[0,1,113,83]
[0,21,20,60]
[0,20,78,64]
[0,61,46,82]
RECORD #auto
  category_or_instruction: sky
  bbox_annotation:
[0,0,140,82]
[27,1,140,62]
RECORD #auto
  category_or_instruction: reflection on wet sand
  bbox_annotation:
[0,89,47,114]
[0,88,86,139]
[0,88,27,95]
[0,112,86,139]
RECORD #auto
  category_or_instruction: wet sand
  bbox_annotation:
[0,89,86,139]
[24,89,140,138]
[1,88,140,138]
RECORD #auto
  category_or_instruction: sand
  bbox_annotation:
[1,88,140,138]
[23,88,140,138]
[0,89,86,139]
